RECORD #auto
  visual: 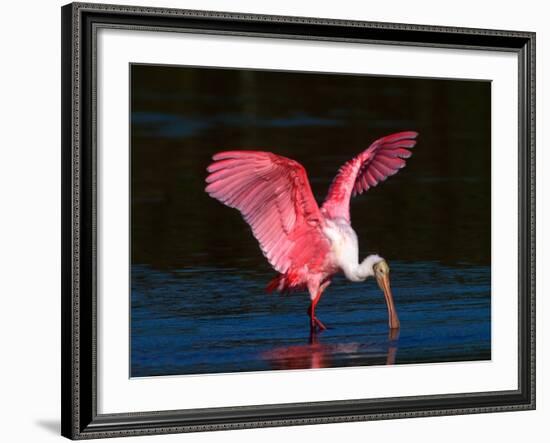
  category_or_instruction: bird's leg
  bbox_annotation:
[307,298,326,331]
[307,281,330,332]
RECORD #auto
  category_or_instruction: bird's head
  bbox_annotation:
[371,257,400,330]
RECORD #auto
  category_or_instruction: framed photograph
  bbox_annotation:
[61,2,535,439]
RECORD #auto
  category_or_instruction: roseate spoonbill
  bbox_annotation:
[205,131,417,332]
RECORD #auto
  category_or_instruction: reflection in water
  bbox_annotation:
[131,261,490,377]
[263,329,400,371]
[386,328,400,365]
[130,65,491,377]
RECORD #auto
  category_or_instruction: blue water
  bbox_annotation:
[131,262,490,377]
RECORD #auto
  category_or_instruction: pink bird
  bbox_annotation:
[205,131,418,332]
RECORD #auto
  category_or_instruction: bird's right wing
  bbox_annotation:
[205,151,329,274]
[321,131,418,222]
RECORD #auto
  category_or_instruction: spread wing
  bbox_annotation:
[321,131,418,222]
[205,151,329,274]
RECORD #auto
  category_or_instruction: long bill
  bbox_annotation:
[376,273,400,330]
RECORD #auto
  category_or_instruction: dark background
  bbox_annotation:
[130,64,491,377]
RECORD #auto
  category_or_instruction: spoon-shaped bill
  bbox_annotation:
[376,272,400,330]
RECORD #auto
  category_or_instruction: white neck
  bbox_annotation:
[322,218,384,283]
[343,254,383,282]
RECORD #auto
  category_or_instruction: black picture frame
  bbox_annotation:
[61,2,536,439]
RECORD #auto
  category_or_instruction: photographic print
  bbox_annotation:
[130,64,491,377]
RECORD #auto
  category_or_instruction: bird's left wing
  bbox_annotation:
[321,131,418,222]
[205,151,328,274]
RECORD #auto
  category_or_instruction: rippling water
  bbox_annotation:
[131,263,489,376]
[130,64,491,377]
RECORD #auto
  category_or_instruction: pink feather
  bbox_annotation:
[322,131,418,221]
[205,151,330,274]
